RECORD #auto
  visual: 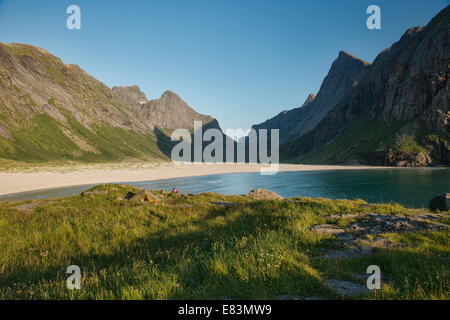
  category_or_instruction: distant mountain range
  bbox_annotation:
[0,6,448,166]
[254,6,449,166]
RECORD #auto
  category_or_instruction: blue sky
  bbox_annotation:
[0,0,447,131]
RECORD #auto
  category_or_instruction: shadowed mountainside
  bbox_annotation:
[285,7,449,166]
[256,6,449,167]
[253,51,370,145]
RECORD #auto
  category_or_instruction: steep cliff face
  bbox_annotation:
[252,93,314,144]
[253,51,369,144]
[0,43,220,163]
[283,6,449,166]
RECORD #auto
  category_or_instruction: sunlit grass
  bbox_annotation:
[0,184,448,299]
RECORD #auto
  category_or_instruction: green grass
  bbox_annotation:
[0,184,448,300]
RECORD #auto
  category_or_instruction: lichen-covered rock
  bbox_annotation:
[248,188,283,200]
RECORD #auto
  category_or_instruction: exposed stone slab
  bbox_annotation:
[325,279,370,296]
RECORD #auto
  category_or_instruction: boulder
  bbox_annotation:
[126,190,160,203]
[248,188,283,200]
[429,193,450,211]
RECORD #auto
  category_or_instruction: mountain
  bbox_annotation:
[253,51,369,144]
[260,6,449,166]
[112,85,148,109]
[0,43,220,163]
[112,86,220,131]
[140,90,221,131]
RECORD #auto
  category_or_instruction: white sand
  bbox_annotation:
[0,162,391,196]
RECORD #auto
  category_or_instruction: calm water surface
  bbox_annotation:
[1,168,449,208]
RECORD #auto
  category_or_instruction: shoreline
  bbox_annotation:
[0,162,439,197]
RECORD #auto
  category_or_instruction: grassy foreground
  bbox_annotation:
[0,184,448,300]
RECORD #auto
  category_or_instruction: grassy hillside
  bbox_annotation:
[285,116,449,166]
[0,184,448,299]
[0,113,171,164]
[0,43,180,165]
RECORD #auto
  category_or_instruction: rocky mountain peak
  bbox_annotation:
[252,50,370,144]
[112,85,147,108]
[140,91,219,130]
[337,51,371,66]
[161,90,178,98]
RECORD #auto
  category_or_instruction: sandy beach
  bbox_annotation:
[0,162,397,197]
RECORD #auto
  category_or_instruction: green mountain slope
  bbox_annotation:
[0,43,220,164]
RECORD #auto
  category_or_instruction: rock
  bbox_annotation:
[324,279,370,296]
[310,224,345,235]
[13,202,41,211]
[248,188,283,200]
[429,193,450,211]
[112,85,147,109]
[409,212,443,222]
[292,296,322,301]
[336,234,354,241]
[426,222,448,232]
[316,249,360,260]
[126,190,160,203]
[81,190,108,196]
[327,213,361,219]
[346,223,367,234]
[372,237,394,247]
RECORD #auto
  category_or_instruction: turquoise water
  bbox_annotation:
[1,168,449,208]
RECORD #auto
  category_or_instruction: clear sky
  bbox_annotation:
[0,0,447,131]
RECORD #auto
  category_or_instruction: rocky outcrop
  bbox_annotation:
[429,193,450,211]
[248,188,283,200]
[125,190,161,202]
[281,6,450,166]
[310,211,447,262]
[324,280,369,297]
[112,85,147,109]
[360,150,432,167]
